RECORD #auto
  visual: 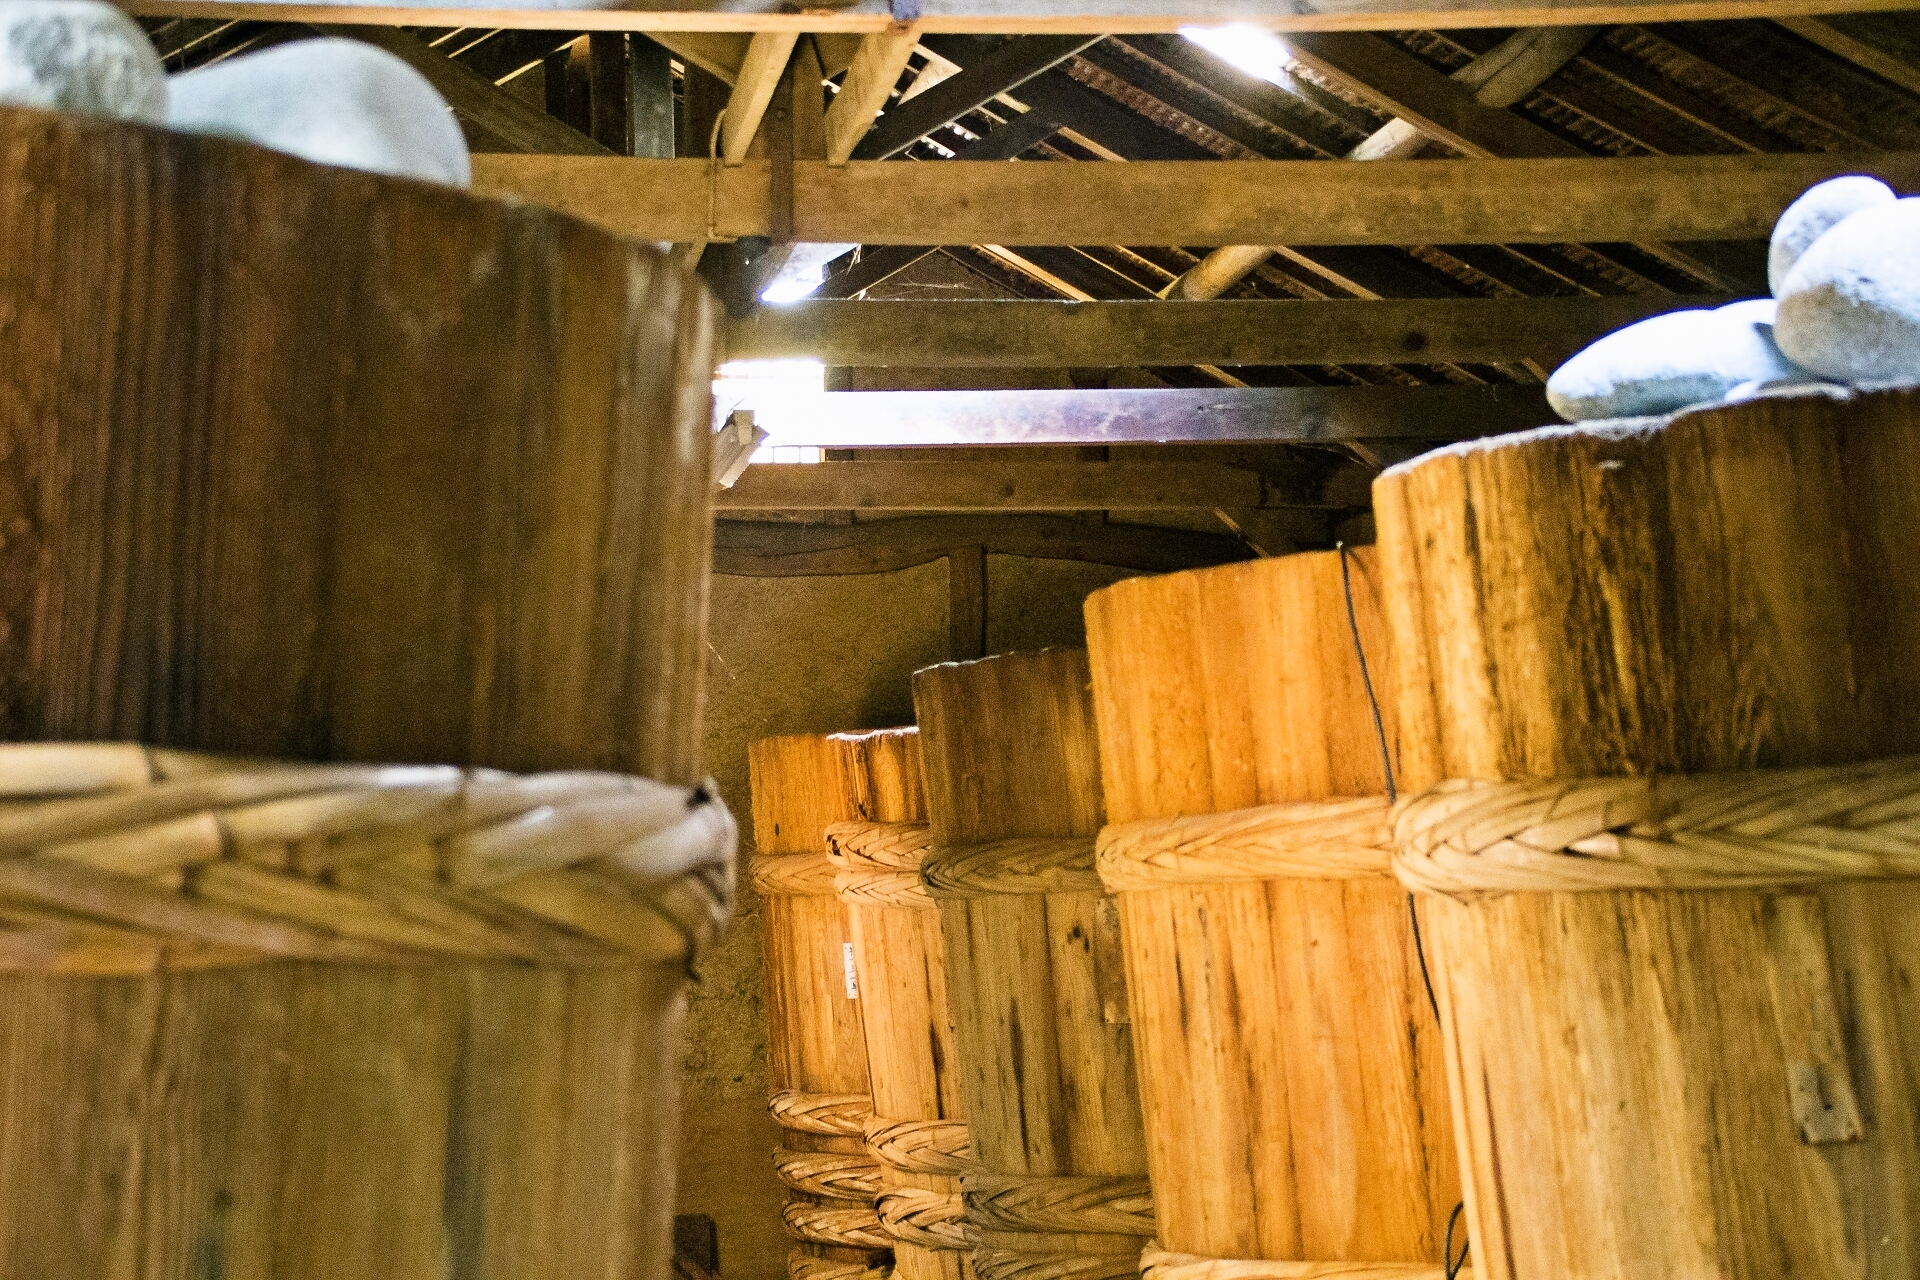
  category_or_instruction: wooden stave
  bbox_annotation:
[1373,386,1920,1280]
[912,651,1154,1280]
[0,105,716,1280]
[1082,551,1459,1269]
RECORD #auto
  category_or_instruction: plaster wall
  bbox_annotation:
[678,552,1136,1280]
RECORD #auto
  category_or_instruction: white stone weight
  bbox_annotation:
[1546,298,1807,422]
[166,39,470,187]
[1768,175,1896,295]
[0,1,166,122]
[1775,197,1920,386]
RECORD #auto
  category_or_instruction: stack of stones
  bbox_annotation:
[0,0,470,184]
[1546,174,1920,421]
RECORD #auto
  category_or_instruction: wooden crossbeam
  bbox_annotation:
[852,35,1099,159]
[740,384,1553,447]
[722,296,1725,367]
[126,2,1920,37]
[719,460,1287,511]
[825,30,921,163]
[712,515,1252,578]
[470,153,1920,245]
[719,32,798,162]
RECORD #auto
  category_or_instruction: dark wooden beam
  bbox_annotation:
[948,544,987,660]
[717,459,1293,511]
[126,2,1920,38]
[712,515,1253,578]
[468,152,1920,246]
[744,384,1553,448]
[853,35,1101,159]
[724,295,1726,368]
[349,26,612,156]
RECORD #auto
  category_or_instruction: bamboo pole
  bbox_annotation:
[0,106,717,1278]
[1374,385,1920,1279]
[1082,549,1459,1272]
[912,650,1153,1280]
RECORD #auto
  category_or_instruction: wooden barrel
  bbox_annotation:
[0,106,721,1278]
[1082,548,1461,1277]
[750,734,893,1280]
[912,650,1154,1280]
[826,729,977,1280]
[1375,385,1920,1280]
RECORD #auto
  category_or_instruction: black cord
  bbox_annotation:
[1444,1201,1470,1279]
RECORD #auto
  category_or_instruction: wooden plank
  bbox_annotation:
[721,31,798,163]
[468,152,1920,246]
[742,384,1552,448]
[715,460,1272,511]
[852,34,1100,159]
[712,515,1251,577]
[122,0,1920,37]
[1777,15,1920,97]
[347,26,611,156]
[825,29,922,163]
[723,296,1724,367]
[949,544,988,659]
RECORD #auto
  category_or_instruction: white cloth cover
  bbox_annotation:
[0,1,165,122]
[1546,298,1806,422]
[1775,197,1920,386]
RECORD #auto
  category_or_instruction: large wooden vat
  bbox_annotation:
[749,734,893,1280]
[0,106,722,1278]
[1083,549,1461,1277]
[912,650,1154,1280]
[1375,386,1920,1280]
[826,729,977,1280]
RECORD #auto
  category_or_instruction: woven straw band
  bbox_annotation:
[880,1188,972,1251]
[0,742,735,974]
[1142,1246,1470,1280]
[922,837,1102,900]
[783,1201,892,1250]
[788,1257,890,1280]
[1098,798,1393,892]
[965,1173,1156,1236]
[775,1149,885,1203]
[752,852,840,898]
[771,1090,876,1137]
[974,1244,1150,1280]
[828,820,935,870]
[866,1116,974,1175]
[1393,756,1920,899]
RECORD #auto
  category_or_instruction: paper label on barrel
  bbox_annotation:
[843,942,860,999]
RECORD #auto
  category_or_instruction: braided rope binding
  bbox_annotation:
[965,1173,1156,1236]
[921,837,1102,900]
[752,852,842,898]
[878,1188,972,1251]
[774,1149,886,1202]
[783,1200,893,1250]
[1098,798,1393,892]
[1393,756,1920,899]
[973,1246,1148,1280]
[0,743,735,974]
[828,821,935,871]
[1142,1246,1465,1280]
[865,1117,974,1175]
[771,1090,875,1137]
[788,1255,892,1280]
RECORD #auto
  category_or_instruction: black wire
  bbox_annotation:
[1444,1201,1470,1279]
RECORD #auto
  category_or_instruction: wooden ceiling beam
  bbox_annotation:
[719,32,799,162]
[469,151,1920,245]
[739,383,1552,447]
[712,515,1252,578]
[825,29,922,162]
[853,35,1101,158]
[126,2,1920,36]
[717,459,1297,511]
[722,295,1726,367]
[347,26,612,154]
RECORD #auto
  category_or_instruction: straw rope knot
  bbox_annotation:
[773,1149,886,1203]
[964,1172,1156,1236]
[1142,1246,1469,1280]
[1392,756,1920,899]
[972,1247,1152,1280]
[0,743,736,974]
[751,852,840,898]
[770,1090,875,1137]
[827,820,935,870]
[1096,798,1394,892]
[781,1201,892,1250]
[878,1188,972,1250]
[865,1116,974,1174]
[922,837,1102,899]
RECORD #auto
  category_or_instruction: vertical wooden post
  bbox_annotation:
[589,33,632,153]
[630,35,677,158]
[948,547,988,662]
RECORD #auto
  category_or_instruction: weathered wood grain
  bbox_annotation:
[1084,551,1459,1267]
[0,105,716,1279]
[1374,386,1920,1279]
